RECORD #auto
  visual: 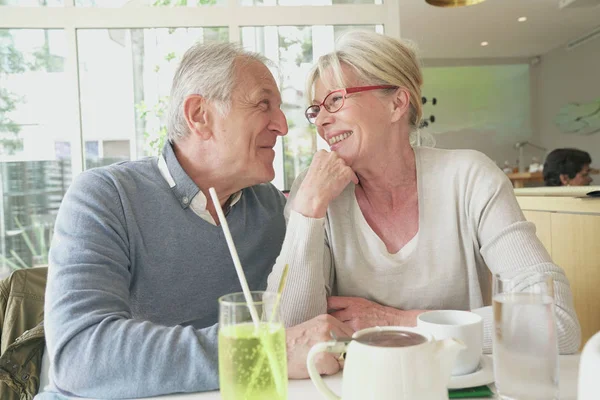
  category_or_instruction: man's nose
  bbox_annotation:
[270,109,288,136]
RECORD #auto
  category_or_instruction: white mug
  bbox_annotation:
[417,310,483,376]
[307,326,465,400]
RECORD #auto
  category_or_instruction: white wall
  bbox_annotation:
[420,63,535,167]
[535,37,600,165]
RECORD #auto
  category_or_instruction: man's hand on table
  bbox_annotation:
[286,314,354,379]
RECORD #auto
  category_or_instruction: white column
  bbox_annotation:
[65,25,85,176]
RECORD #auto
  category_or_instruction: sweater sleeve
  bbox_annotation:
[468,155,581,354]
[266,172,333,327]
[45,170,220,398]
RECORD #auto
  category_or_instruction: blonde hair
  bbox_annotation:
[306,30,424,130]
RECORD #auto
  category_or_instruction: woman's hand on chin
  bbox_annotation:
[293,150,358,219]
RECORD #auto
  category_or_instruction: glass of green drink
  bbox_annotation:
[218,291,288,400]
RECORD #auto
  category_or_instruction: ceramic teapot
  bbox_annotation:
[307,326,465,400]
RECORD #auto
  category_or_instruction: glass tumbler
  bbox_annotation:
[492,272,559,400]
[218,291,287,400]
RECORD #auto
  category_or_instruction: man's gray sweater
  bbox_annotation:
[40,143,286,398]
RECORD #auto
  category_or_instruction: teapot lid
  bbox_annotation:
[356,330,428,348]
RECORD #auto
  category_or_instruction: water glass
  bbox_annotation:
[218,291,288,400]
[492,272,559,400]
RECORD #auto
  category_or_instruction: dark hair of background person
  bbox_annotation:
[543,148,592,186]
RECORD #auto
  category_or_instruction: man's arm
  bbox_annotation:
[45,171,219,398]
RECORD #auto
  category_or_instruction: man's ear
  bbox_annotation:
[183,94,212,140]
[559,174,570,186]
[390,88,411,123]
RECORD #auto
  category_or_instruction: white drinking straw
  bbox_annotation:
[208,187,260,328]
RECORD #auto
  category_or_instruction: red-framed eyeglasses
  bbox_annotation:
[305,85,398,124]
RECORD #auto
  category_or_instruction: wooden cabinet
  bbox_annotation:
[517,194,600,350]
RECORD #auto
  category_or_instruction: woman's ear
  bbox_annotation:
[390,88,411,123]
[559,174,570,186]
[183,94,212,140]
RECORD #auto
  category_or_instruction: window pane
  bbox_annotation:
[0,29,69,277]
[77,27,228,169]
[240,0,381,6]
[241,25,381,190]
[0,0,62,6]
[76,0,225,7]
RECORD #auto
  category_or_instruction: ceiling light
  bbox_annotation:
[480,41,489,46]
[518,16,527,22]
[425,0,486,7]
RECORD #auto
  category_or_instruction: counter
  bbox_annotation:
[514,186,600,348]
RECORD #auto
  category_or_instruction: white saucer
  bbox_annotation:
[447,355,495,389]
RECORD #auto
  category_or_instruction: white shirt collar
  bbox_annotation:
[157,154,242,226]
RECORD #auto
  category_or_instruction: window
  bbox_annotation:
[85,140,99,159]
[77,27,229,168]
[0,0,62,6]
[75,0,224,7]
[0,29,69,274]
[103,140,130,159]
[241,0,381,6]
[0,1,390,277]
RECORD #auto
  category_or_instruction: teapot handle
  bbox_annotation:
[307,341,347,400]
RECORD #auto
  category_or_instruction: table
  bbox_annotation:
[506,172,544,188]
[507,170,600,188]
[146,355,580,400]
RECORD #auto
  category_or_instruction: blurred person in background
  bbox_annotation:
[543,148,593,186]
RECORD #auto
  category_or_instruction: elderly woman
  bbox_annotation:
[268,30,580,354]
[544,148,593,186]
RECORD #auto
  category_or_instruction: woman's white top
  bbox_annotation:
[268,147,581,353]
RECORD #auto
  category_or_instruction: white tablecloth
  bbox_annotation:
[144,355,581,400]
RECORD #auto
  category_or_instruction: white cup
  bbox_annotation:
[417,310,483,376]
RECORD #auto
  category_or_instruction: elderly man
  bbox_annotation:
[37,42,353,399]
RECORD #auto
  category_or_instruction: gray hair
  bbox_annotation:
[167,42,268,142]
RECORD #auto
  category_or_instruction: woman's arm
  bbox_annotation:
[267,172,334,327]
[470,155,581,354]
[268,150,356,327]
